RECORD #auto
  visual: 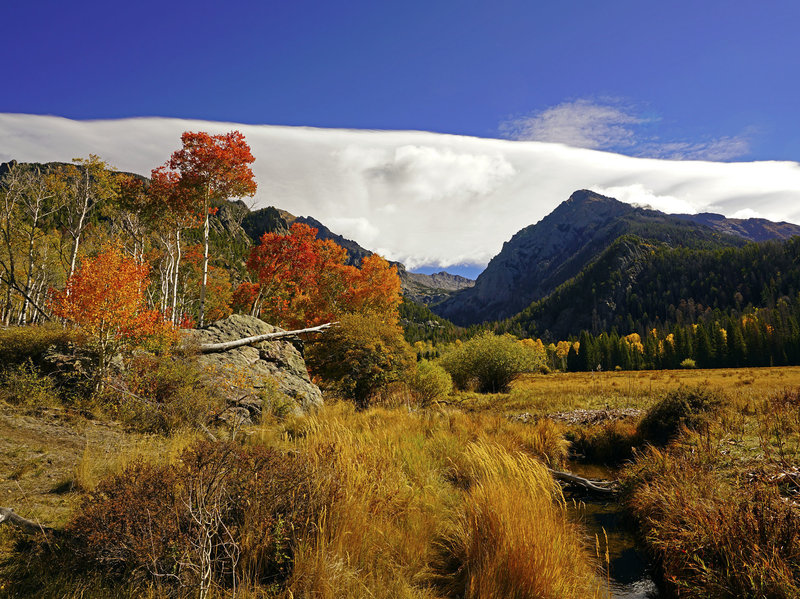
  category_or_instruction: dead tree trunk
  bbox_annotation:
[548,468,617,495]
[197,322,337,354]
[0,507,53,534]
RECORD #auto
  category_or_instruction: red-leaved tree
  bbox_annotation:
[234,223,402,329]
[156,131,257,327]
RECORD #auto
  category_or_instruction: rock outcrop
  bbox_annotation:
[189,314,323,422]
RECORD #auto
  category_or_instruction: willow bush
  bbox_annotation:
[440,332,545,393]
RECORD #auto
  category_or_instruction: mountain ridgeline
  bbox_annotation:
[431,190,800,335]
[10,158,800,355]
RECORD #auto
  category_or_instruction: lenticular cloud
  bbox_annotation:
[1,113,799,270]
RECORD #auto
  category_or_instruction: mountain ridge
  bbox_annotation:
[431,190,770,326]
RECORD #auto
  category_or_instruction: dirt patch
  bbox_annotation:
[0,405,131,527]
[509,407,642,426]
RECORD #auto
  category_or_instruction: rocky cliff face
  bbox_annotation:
[189,314,323,422]
[395,265,475,305]
[431,191,637,324]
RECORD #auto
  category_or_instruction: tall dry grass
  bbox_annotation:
[72,429,202,492]
[623,444,800,598]
[249,402,604,598]
[432,443,606,599]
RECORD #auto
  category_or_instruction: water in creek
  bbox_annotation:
[564,463,661,599]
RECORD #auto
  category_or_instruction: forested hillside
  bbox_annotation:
[501,236,800,370]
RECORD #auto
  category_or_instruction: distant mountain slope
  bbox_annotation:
[500,235,655,338]
[673,212,800,242]
[396,267,475,305]
[432,190,746,325]
[503,235,800,339]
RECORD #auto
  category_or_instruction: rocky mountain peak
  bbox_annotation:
[431,188,786,326]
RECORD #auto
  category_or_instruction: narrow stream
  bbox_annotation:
[564,463,661,599]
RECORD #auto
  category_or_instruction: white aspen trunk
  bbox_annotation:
[32,277,46,324]
[20,204,41,325]
[160,261,170,314]
[250,288,263,317]
[68,209,87,280]
[198,190,210,328]
[2,285,12,326]
[160,237,173,314]
[172,228,181,324]
[67,168,91,281]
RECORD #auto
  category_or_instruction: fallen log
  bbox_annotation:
[548,468,617,495]
[0,507,53,534]
[198,322,337,354]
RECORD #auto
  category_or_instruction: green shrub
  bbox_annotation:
[440,332,544,393]
[638,385,722,445]
[306,311,415,409]
[68,441,339,591]
[102,354,226,434]
[680,358,697,369]
[408,360,452,406]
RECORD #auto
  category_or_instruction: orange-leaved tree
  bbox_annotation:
[49,244,176,385]
[234,222,402,329]
[157,131,257,327]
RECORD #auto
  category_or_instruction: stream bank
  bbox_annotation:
[564,462,661,599]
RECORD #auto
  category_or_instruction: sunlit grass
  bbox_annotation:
[443,367,800,427]
[248,402,604,598]
[6,365,800,597]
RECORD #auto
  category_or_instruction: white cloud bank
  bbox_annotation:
[1,113,799,270]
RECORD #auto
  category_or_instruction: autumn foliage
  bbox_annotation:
[167,131,257,200]
[163,131,257,326]
[49,244,176,373]
[235,222,402,329]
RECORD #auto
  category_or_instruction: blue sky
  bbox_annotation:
[4,1,799,161]
[4,2,800,279]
